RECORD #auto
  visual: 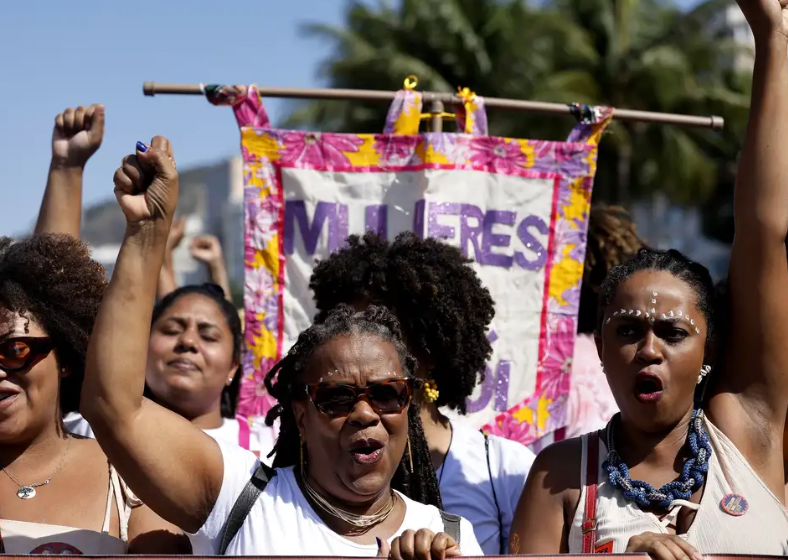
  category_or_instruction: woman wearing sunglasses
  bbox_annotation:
[0,234,187,554]
[82,137,482,558]
[310,231,536,555]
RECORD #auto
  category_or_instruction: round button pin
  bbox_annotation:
[720,493,748,516]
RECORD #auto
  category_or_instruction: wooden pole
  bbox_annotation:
[142,82,724,130]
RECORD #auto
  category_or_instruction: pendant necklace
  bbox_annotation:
[3,437,72,499]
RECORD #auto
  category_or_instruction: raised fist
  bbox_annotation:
[113,137,178,225]
[190,235,223,266]
[735,0,788,40]
[52,105,105,167]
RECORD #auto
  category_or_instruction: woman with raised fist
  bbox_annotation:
[81,138,482,558]
[509,1,788,557]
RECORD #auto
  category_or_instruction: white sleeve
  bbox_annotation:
[497,438,536,544]
[63,412,95,439]
[459,516,485,557]
[189,439,260,553]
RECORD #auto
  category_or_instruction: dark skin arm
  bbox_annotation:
[508,439,580,553]
[708,0,788,499]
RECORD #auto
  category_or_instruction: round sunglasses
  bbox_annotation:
[299,378,418,417]
[0,337,54,374]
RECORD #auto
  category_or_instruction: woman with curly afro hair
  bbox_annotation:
[0,234,186,554]
[309,231,536,555]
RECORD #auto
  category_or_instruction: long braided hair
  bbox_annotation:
[263,304,443,508]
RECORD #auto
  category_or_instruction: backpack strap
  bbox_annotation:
[482,432,505,554]
[440,511,461,547]
[581,432,600,554]
[218,463,276,555]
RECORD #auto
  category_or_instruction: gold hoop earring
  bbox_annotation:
[407,436,413,473]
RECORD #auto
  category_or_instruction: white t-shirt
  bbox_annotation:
[436,421,535,555]
[63,412,277,464]
[192,440,483,556]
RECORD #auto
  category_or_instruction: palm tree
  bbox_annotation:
[287,0,749,206]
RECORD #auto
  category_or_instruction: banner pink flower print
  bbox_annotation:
[278,132,364,168]
[469,137,529,172]
[222,82,612,446]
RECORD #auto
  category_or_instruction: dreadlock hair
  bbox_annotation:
[598,248,718,345]
[148,283,243,418]
[579,204,645,334]
[0,234,107,413]
[263,304,443,508]
[309,231,495,414]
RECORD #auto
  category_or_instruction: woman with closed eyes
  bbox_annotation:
[81,137,483,558]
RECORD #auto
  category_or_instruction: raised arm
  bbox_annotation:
[712,0,788,484]
[81,137,224,533]
[157,217,185,299]
[35,105,104,236]
[191,235,233,302]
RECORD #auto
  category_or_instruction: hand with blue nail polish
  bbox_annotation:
[113,136,178,226]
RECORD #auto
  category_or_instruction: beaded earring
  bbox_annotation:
[423,380,439,403]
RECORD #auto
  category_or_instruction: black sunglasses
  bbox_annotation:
[300,378,418,417]
[0,337,54,374]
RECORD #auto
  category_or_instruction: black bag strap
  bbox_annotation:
[440,510,461,546]
[483,432,505,555]
[218,463,276,555]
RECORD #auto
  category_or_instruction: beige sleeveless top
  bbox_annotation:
[0,464,139,554]
[568,418,788,554]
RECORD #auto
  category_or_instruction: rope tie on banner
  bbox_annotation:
[570,103,603,125]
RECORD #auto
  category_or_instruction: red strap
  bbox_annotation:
[581,431,600,554]
[237,415,251,450]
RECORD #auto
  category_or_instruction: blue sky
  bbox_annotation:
[0,0,699,236]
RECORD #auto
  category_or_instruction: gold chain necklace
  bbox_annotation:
[301,474,396,533]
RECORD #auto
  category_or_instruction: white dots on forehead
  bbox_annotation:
[604,289,701,334]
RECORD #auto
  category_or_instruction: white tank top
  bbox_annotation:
[0,464,138,554]
[568,418,788,554]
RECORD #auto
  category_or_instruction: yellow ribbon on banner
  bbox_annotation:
[457,86,479,134]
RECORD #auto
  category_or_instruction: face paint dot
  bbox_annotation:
[651,299,657,304]
[695,327,700,334]
[635,310,642,317]
[677,310,683,317]
[605,318,611,324]
[690,319,695,325]
[650,308,656,314]
[653,291,658,297]
[669,310,674,317]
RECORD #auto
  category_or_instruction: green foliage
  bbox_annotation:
[285,0,751,213]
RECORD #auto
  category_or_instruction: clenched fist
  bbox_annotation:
[52,105,105,168]
[113,137,178,225]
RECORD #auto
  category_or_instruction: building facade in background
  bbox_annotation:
[83,157,244,294]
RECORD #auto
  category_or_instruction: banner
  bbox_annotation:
[209,84,610,446]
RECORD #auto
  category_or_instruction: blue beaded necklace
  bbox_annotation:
[602,408,713,510]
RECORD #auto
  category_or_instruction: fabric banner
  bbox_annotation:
[209,84,611,446]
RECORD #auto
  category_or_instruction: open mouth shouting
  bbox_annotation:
[348,438,385,465]
[633,371,664,403]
